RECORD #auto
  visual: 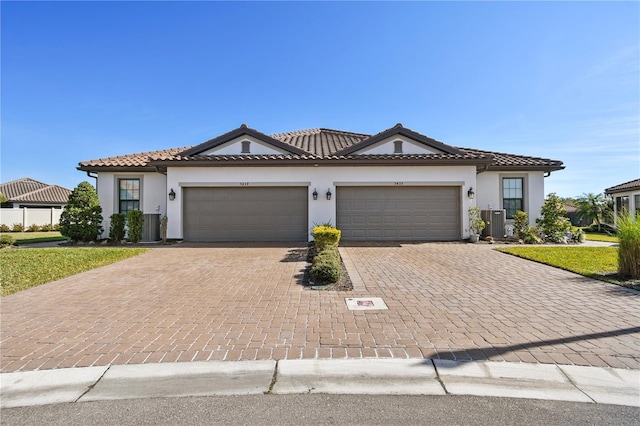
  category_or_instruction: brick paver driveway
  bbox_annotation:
[1,243,639,372]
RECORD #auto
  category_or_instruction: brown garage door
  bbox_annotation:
[183,187,308,242]
[336,186,460,241]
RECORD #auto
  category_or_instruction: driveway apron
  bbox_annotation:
[1,243,638,373]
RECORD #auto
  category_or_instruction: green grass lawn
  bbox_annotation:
[496,246,638,290]
[0,231,69,245]
[584,233,618,243]
[0,247,148,296]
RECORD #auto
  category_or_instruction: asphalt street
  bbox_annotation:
[2,394,639,426]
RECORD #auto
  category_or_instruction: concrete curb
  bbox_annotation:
[1,360,638,409]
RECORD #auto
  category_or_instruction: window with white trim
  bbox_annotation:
[503,177,523,219]
[119,178,140,214]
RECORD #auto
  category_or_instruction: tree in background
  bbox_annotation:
[0,192,8,203]
[575,193,608,231]
[59,182,103,242]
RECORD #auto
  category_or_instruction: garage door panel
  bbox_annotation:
[337,186,460,241]
[183,187,307,242]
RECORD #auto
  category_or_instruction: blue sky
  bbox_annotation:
[2,1,638,198]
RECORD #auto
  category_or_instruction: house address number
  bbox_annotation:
[394,182,404,186]
[239,182,250,186]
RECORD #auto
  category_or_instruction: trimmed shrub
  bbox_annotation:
[40,224,54,232]
[0,234,15,248]
[109,213,126,243]
[311,246,342,283]
[126,210,144,243]
[0,224,10,232]
[53,223,61,232]
[59,181,103,242]
[26,224,40,232]
[617,213,640,278]
[11,223,24,232]
[312,225,341,251]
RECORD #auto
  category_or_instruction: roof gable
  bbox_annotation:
[335,124,465,156]
[181,124,310,157]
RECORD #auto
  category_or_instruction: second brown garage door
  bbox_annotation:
[336,186,460,241]
[183,187,308,242]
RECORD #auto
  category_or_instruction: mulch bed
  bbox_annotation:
[302,243,353,292]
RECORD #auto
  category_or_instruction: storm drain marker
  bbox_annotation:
[345,297,388,311]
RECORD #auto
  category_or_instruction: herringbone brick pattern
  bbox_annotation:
[1,243,638,372]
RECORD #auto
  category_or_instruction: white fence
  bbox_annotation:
[0,208,63,228]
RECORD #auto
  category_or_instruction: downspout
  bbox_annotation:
[544,171,551,178]
[86,171,98,192]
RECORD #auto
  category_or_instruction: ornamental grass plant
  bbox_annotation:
[616,213,640,278]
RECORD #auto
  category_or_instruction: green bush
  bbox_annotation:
[312,225,341,251]
[617,213,640,278]
[570,227,586,243]
[160,215,168,243]
[59,182,103,242]
[126,210,144,243]
[109,213,126,243]
[11,223,24,232]
[513,211,529,239]
[40,224,54,232]
[53,223,61,232]
[536,193,571,243]
[0,234,15,248]
[26,224,40,232]
[0,224,10,232]
[311,246,342,283]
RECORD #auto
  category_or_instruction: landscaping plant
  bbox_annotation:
[0,234,15,248]
[11,223,24,232]
[160,214,168,243]
[311,246,342,283]
[536,193,571,243]
[126,209,144,243]
[468,207,486,235]
[109,213,126,243]
[616,212,640,278]
[512,210,541,244]
[312,225,341,250]
[59,181,103,242]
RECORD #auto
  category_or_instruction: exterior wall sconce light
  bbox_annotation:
[326,189,332,200]
[312,189,318,200]
[169,188,176,201]
[467,187,475,199]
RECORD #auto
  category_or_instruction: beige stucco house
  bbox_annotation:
[78,124,564,242]
[605,178,640,226]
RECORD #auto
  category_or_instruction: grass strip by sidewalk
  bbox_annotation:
[584,233,618,243]
[1,247,148,296]
[0,231,69,245]
[496,246,638,290]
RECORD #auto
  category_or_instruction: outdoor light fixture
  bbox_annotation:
[312,189,318,200]
[169,188,176,201]
[467,187,475,199]
[326,189,332,200]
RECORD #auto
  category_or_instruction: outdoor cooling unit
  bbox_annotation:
[481,209,506,238]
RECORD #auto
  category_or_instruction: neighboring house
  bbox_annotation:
[605,178,640,226]
[0,178,72,228]
[78,123,564,242]
[0,177,71,209]
[564,204,591,227]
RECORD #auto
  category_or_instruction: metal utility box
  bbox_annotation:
[142,213,160,242]
[481,210,506,238]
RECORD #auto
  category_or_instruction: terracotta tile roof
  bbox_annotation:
[457,147,565,170]
[0,178,72,204]
[77,126,564,172]
[79,147,191,169]
[271,128,369,157]
[605,178,640,194]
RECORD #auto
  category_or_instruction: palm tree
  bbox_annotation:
[575,193,606,231]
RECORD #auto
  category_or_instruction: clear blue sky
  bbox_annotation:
[2,1,638,198]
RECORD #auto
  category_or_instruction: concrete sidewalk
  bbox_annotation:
[2,359,638,409]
